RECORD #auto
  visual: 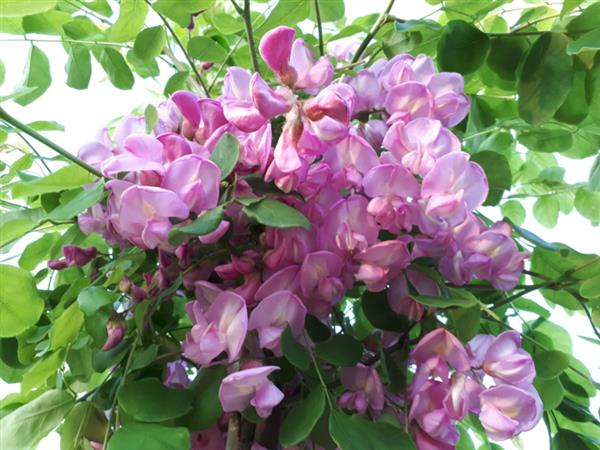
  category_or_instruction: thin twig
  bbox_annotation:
[578,299,600,340]
[314,0,325,56]
[0,107,102,177]
[17,132,51,174]
[351,0,396,64]
[232,0,261,74]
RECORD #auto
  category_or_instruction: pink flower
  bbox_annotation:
[300,251,346,316]
[385,82,433,124]
[339,364,384,416]
[219,365,284,418]
[323,133,378,189]
[355,240,411,292]
[327,37,360,62]
[381,118,460,177]
[303,83,355,144]
[469,331,536,387]
[259,26,333,93]
[427,73,470,127]
[348,69,385,114]
[248,290,307,355]
[102,321,125,351]
[479,385,542,441]
[387,270,440,320]
[183,291,248,367]
[102,134,165,178]
[161,155,220,214]
[421,152,488,227]
[164,361,190,389]
[50,245,97,267]
[221,67,291,132]
[78,128,112,169]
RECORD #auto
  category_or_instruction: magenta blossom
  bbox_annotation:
[355,240,411,292]
[183,291,248,366]
[102,321,125,351]
[339,364,384,417]
[248,290,307,355]
[219,365,284,418]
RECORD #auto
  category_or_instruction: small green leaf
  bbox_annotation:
[127,50,160,79]
[78,286,119,316]
[501,200,526,226]
[22,350,65,392]
[533,196,559,228]
[107,424,190,450]
[50,302,84,350]
[144,104,159,133]
[449,305,481,342]
[533,377,564,410]
[580,275,600,299]
[106,0,148,42]
[18,232,60,270]
[22,10,71,35]
[588,154,600,192]
[0,389,74,450]
[361,290,409,333]
[533,350,570,379]
[329,409,416,450]
[65,44,92,90]
[164,71,189,96]
[437,20,490,75]
[27,120,64,131]
[0,265,44,338]
[134,26,166,60]
[187,36,228,62]
[281,326,310,370]
[414,289,479,309]
[152,0,215,28]
[309,0,344,22]
[574,187,600,223]
[518,128,573,153]
[130,344,158,371]
[0,208,44,248]
[518,32,573,125]
[118,378,192,422]
[243,198,310,230]
[15,45,51,106]
[48,181,105,221]
[12,165,96,198]
[315,334,362,367]
[486,36,528,81]
[0,0,57,17]
[0,58,5,86]
[551,429,591,450]
[169,205,225,245]
[470,151,511,205]
[180,365,226,430]
[256,0,311,36]
[279,385,326,447]
[98,47,134,90]
[60,402,107,450]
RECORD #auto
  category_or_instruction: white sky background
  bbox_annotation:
[0,0,598,449]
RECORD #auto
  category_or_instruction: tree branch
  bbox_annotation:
[0,107,102,177]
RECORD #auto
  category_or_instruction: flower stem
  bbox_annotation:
[233,0,261,75]
[0,107,102,177]
[351,0,396,64]
[314,0,325,56]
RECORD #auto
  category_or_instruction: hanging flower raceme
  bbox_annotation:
[66,23,542,450]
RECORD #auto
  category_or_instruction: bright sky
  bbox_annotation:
[0,1,598,449]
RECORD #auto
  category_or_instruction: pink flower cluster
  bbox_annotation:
[73,25,535,448]
[409,329,541,448]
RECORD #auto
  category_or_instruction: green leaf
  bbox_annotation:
[361,289,409,333]
[48,181,105,220]
[315,334,362,367]
[256,0,311,36]
[60,402,107,450]
[169,205,225,245]
[12,165,96,198]
[0,265,44,338]
[127,49,160,78]
[27,120,64,131]
[152,0,216,28]
[329,409,416,450]
[517,32,573,125]
[22,10,72,35]
[414,289,479,309]
[106,0,148,42]
[580,275,600,299]
[144,104,159,133]
[0,58,4,86]
[14,45,51,106]
[134,26,166,60]
[62,16,103,40]
[449,305,481,342]
[309,0,345,22]
[187,36,228,62]
[519,128,573,153]
[19,232,60,270]
[567,27,600,54]
[210,133,240,179]
[0,389,74,450]
[551,429,591,450]
[533,377,564,410]
[130,344,158,371]
[437,20,490,75]
[22,349,65,391]
[164,71,189,96]
[279,385,326,447]
[118,378,192,422]
[243,198,310,230]
[180,365,226,430]
[588,54,600,125]
[589,154,600,192]
[486,36,528,81]
[501,200,526,226]
[77,286,119,316]
[209,11,244,34]
[470,151,511,205]
[0,0,57,17]
[50,302,84,350]
[65,44,92,90]
[281,326,310,370]
[98,47,134,89]
[554,58,589,125]
[574,187,600,224]
[533,350,570,379]
[533,196,559,228]
[107,424,190,450]
[0,208,44,248]
[565,2,600,34]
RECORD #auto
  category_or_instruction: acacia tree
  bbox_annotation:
[0,0,599,449]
